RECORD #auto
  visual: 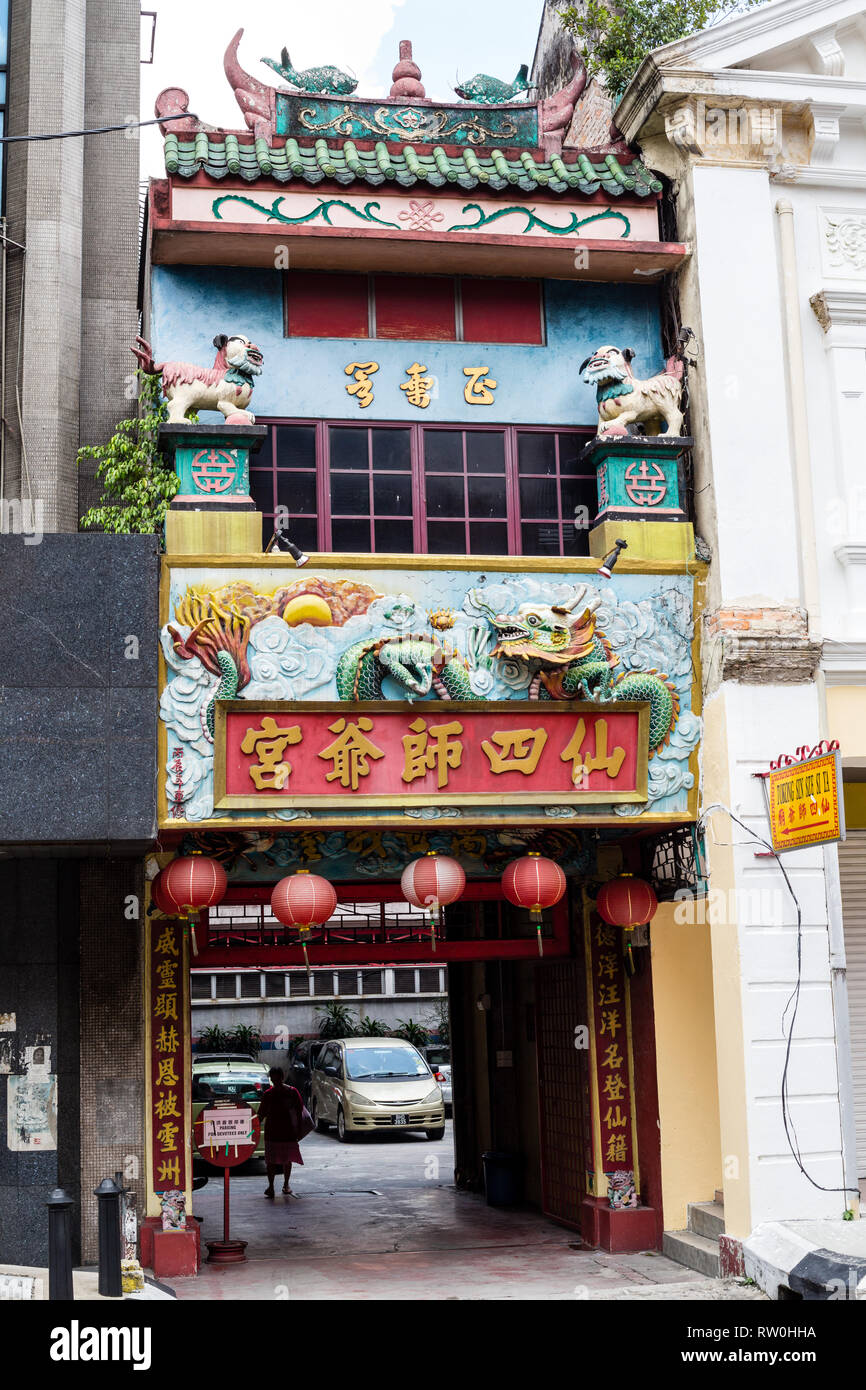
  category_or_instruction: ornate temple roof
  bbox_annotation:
[155,30,664,203]
[163,132,662,198]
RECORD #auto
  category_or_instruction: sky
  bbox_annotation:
[140,0,546,176]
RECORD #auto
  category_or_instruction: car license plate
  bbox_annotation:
[393,1114,408,1125]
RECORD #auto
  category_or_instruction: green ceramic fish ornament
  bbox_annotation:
[454,64,530,104]
[262,47,358,96]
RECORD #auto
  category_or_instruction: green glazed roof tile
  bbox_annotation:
[164,133,663,197]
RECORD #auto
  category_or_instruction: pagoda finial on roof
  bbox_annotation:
[390,40,425,99]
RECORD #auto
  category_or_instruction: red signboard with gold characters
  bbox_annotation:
[148,916,189,1197]
[585,914,637,1195]
[214,700,650,811]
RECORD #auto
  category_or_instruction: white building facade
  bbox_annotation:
[614,0,866,1248]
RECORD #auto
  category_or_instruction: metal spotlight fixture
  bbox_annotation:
[596,538,628,579]
[265,525,310,566]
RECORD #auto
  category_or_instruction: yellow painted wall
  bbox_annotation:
[844,783,866,829]
[650,902,722,1230]
[828,687,866,759]
[698,689,753,1238]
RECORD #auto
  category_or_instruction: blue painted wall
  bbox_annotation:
[150,265,662,428]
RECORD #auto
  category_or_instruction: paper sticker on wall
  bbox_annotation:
[6,1044,57,1151]
[0,1015,14,1074]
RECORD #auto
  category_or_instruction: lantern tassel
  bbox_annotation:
[302,941,311,982]
[184,912,199,958]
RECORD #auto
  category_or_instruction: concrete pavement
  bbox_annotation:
[162,1125,766,1301]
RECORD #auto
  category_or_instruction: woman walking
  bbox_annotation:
[257,1066,310,1199]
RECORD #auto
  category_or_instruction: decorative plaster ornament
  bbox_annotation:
[455,65,531,105]
[261,46,358,96]
[487,593,679,754]
[131,332,263,424]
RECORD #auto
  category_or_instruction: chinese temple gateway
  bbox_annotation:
[142,27,708,1271]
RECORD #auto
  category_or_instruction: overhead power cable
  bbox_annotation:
[0,114,199,144]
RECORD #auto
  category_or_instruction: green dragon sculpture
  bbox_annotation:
[487,597,680,755]
[455,65,531,104]
[336,634,478,702]
[262,47,358,95]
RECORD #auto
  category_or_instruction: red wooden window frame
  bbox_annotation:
[249,420,596,558]
[285,271,369,338]
[282,271,545,345]
[461,277,544,346]
[372,274,457,341]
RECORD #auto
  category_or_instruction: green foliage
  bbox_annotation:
[196,1023,262,1055]
[227,1023,262,1056]
[358,1015,389,1037]
[558,0,765,100]
[316,1001,358,1039]
[394,1017,431,1048]
[78,371,178,536]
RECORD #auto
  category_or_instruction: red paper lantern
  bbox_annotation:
[502,853,566,915]
[401,853,465,952]
[271,871,337,974]
[401,854,465,914]
[271,872,338,931]
[596,874,658,931]
[162,855,227,914]
[501,853,566,956]
[150,869,174,916]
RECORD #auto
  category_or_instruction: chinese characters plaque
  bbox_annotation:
[214,701,650,811]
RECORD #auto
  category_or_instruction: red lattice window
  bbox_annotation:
[248,421,596,558]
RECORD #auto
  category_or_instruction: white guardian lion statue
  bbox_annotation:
[131,332,264,424]
[580,343,685,438]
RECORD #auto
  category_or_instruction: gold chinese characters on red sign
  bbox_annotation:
[148,917,188,1195]
[213,701,650,812]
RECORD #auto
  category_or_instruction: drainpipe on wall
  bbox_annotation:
[775,200,822,635]
[775,198,859,1211]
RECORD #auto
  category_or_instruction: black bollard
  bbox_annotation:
[46,1188,74,1301]
[94,1177,122,1297]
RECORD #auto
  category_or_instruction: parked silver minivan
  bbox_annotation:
[310,1037,445,1142]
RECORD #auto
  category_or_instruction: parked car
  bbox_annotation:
[191,1054,270,1160]
[287,1039,327,1110]
[424,1045,452,1112]
[310,1037,445,1143]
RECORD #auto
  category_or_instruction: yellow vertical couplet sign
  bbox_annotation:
[767,751,845,853]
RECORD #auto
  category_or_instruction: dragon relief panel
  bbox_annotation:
[160,568,700,824]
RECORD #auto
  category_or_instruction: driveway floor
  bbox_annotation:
[163,1124,765,1301]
